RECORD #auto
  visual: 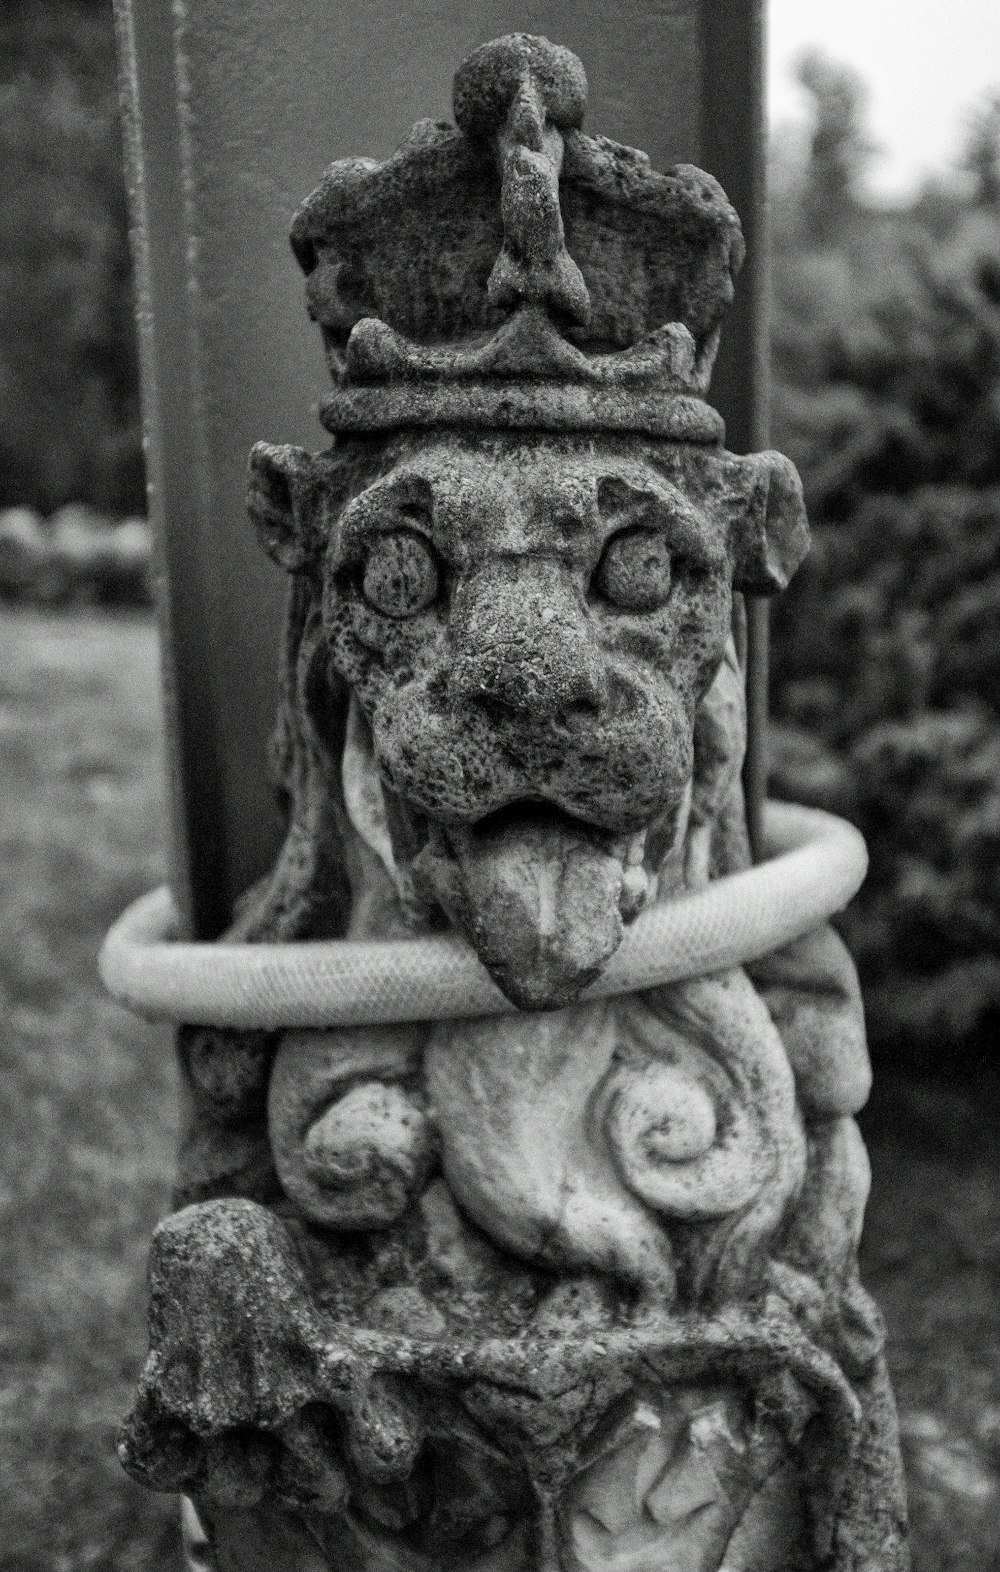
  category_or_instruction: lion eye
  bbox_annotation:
[593,527,672,611]
[362,529,439,618]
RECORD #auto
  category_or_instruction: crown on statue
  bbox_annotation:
[291,33,744,443]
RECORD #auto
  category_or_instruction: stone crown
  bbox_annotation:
[291,33,744,442]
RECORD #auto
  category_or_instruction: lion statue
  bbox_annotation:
[119,34,907,1572]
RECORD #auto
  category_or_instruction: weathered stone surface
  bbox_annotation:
[123,33,908,1572]
[290,31,743,423]
[251,430,802,1010]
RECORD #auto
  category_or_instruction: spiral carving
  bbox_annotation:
[603,970,808,1297]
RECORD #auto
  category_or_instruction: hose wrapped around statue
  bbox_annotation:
[100,801,867,1029]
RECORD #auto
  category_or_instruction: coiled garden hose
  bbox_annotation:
[99,801,867,1030]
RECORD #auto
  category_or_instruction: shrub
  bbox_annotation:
[0,505,152,607]
[769,130,1000,1064]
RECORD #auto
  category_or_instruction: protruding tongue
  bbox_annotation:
[415,807,628,1010]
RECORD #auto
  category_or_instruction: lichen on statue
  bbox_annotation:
[120,33,909,1572]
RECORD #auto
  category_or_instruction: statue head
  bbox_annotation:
[247,33,808,1009]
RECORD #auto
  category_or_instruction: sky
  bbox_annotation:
[768,0,1000,201]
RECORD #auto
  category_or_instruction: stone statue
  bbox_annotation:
[118,34,908,1571]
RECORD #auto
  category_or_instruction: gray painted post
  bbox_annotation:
[114,0,767,937]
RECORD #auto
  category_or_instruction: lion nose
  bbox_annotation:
[450,560,606,719]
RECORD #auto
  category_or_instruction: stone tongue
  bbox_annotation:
[439,808,627,1011]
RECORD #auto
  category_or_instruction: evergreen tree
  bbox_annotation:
[795,49,877,245]
[769,64,1000,1067]
[962,90,1000,208]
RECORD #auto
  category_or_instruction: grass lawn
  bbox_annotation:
[0,608,177,1571]
[0,606,997,1569]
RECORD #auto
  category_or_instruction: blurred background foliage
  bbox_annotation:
[0,3,998,1070]
[767,50,1000,1071]
[0,0,142,518]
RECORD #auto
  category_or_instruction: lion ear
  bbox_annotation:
[731,450,810,595]
[247,442,321,572]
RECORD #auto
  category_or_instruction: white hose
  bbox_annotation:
[99,802,867,1030]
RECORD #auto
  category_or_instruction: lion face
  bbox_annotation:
[251,431,807,1008]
